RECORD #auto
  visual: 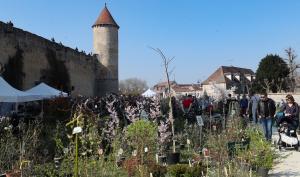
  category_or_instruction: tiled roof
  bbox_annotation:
[93,5,119,28]
[222,66,254,75]
[154,81,177,87]
[202,66,255,85]
[202,67,226,85]
[172,84,202,93]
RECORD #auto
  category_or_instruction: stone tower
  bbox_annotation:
[92,4,119,96]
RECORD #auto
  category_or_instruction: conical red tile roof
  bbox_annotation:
[93,5,119,28]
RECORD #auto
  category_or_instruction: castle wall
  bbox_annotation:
[0,21,98,96]
[93,26,118,95]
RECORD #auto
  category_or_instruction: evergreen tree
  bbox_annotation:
[253,54,289,93]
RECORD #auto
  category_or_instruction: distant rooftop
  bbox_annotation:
[202,66,255,85]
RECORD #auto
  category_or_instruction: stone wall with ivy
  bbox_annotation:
[2,46,24,90]
[0,21,98,96]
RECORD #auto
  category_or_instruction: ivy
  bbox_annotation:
[3,46,25,90]
[41,48,71,92]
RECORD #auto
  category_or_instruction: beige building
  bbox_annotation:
[202,66,255,97]
[153,81,177,98]
[171,84,202,98]
[153,81,202,98]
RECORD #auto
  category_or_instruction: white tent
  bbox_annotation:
[25,82,68,99]
[142,89,157,97]
[0,77,41,102]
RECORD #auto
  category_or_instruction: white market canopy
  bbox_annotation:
[142,89,157,97]
[25,82,68,99]
[0,77,41,102]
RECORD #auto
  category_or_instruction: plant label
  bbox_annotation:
[155,154,159,163]
[187,139,191,145]
[196,115,204,126]
[72,126,82,134]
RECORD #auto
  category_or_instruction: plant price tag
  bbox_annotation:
[196,115,204,126]
[72,126,82,134]
[187,139,191,145]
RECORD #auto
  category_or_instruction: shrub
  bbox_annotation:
[125,119,158,176]
[126,119,158,161]
[123,157,140,176]
[147,161,167,177]
[32,163,58,177]
[167,164,206,177]
[167,164,188,177]
[237,127,280,170]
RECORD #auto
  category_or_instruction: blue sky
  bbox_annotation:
[1,0,300,87]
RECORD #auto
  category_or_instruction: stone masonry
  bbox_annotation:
[0,5,119,97]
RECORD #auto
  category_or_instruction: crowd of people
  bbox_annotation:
[178,92,300,142]
[227,92,300,141]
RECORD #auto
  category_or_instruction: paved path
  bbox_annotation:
[269,128,300,177]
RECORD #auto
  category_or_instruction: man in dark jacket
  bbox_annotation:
[257,93,276,141]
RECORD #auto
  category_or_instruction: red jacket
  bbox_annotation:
[182,98,192,108]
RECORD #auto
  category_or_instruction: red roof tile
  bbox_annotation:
[93,5,119,28]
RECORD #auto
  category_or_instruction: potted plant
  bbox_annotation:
[125,119,158,175]
[245,127,279,177]
[166,151,180,165]
[151,48,180,164]
[252,149,277,177]
[5,170,20,177]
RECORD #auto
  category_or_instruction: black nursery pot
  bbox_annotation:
[159,155,167,164]
[240,162,251,172]
[257,167,269,177]
[167,152,180,164]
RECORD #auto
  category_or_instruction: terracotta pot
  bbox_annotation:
[5,171,20,177]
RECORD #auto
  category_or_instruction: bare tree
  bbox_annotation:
[285,47,299,92]
[150,47,177,153]
[276,78,286,93]
[119,78,148,95]
[261,79,272,93]
[212,81,227,101]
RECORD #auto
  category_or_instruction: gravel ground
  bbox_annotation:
[269,127,300,177]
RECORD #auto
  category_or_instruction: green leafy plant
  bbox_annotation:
[125,119,158,176]
[243,127,279,170]
[0,119,19,172]
[167,164,188,177]
[126,119,158,160]
[32,163,58,177]
[167,164,206,177]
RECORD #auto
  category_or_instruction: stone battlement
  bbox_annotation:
[0,4,119,97]
[0,20,100,96]
[0,20,96,63]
